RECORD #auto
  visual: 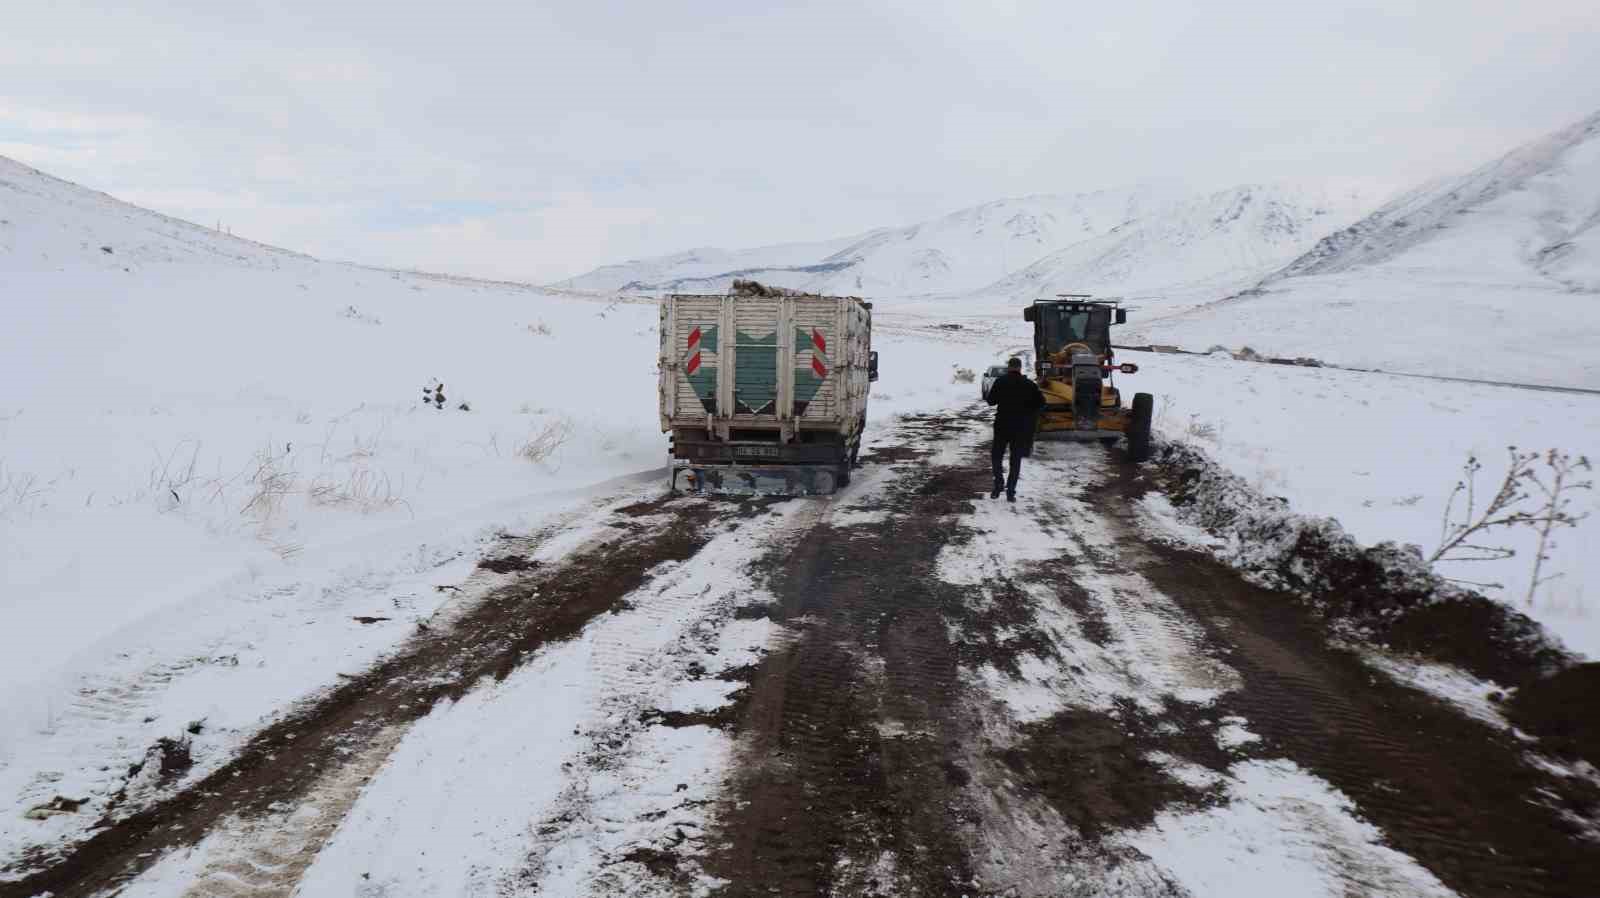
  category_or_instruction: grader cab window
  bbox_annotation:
[1041,306,1111,355]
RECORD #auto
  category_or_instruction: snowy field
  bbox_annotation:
[1127,276,1600,389]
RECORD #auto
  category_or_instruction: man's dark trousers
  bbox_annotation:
[992,424,1027,495]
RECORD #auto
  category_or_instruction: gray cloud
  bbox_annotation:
[4,0,1599,282]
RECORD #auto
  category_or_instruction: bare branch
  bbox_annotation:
[1525,451,1593,606]
[1429,447,1538,568]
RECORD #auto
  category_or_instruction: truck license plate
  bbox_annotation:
[738,446,782,458]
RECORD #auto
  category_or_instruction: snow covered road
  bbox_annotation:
[4,410,1597,897]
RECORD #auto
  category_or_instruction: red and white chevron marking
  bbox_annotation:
[809,328,829,378]
[685,326,704,375]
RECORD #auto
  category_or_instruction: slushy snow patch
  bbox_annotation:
[1119,759,1460,898]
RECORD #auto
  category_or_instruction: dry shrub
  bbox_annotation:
[0,462,49,519]
[1184,416,1219,442]
[518,418,573,464]
[240,444,297,525]
[307,467,408,514]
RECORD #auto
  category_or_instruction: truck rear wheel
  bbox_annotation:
[1127,393,1153,463]
[814,469,837,494]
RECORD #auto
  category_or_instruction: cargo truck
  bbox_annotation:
[659,281,879,495]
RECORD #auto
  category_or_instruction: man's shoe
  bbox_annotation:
[990,487,1002,499]
[1006,492,1016,503]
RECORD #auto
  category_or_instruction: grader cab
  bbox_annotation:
[1022,296,1154,462]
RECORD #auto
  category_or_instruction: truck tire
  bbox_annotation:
[1127,393,1154,463]
[814,469,837,494]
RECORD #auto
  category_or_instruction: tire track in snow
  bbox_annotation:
[2,490,769,898]
[504,500,819,897]
[3,508,565,873]
[705,412,1048,896]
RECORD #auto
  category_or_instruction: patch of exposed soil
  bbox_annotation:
[1381,596,1569,689]
[730,602,776,621]
[149,737,194,786]
[945,567,1063,678]
[858,445,931,464]
[1105,480,1600,898]
[1511,663,1600,765]
[998,699,1236,836]
[618,846,692,887]
[477,553,539,573]
[4,493,765,898]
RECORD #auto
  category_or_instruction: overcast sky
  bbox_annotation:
[4,0,1599,283]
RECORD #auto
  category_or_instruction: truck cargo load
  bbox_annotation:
[659,281,878,495]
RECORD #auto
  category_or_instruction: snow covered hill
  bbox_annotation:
[1131,110,1600,387]
[557,231,873,296]
[979,183,1371,313]
[0,155,316,273]
[558,186,1186,297]
[0,154,662,761]
[559,182,1375,327]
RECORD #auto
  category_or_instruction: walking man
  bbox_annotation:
[985,357,1045,502]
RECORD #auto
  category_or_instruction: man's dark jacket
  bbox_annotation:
[986,371,1045,440]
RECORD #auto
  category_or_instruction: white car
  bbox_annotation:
[980,364,1009,400]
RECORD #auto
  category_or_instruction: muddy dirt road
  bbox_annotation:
[6,410,1597,897]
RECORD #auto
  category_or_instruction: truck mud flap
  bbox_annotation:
[675,464,843,496]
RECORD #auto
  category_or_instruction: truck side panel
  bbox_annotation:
[839,300,871,435]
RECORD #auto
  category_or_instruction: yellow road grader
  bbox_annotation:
[1023,295,1154,462]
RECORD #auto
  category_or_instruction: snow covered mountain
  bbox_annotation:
[1268,111,1600,290]
[560,231,874,296]
[558,182,1375,321]
[1133,110,1600,387]
[557,186,1185,297]
[980,183,1371,312]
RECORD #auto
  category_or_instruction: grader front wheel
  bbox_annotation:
[1127,393,1154,463]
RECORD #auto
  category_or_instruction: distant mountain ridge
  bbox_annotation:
[1129,108,1600,388]
[1266,109,1600,289]
[557,185,1177,296]
[557,182,1374,308]
[984,183,1371,308]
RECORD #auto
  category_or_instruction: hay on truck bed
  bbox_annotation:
[728,278,863,302]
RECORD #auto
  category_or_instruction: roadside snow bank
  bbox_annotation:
[1123,352,1600,660]
[1141,437,1572,686]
